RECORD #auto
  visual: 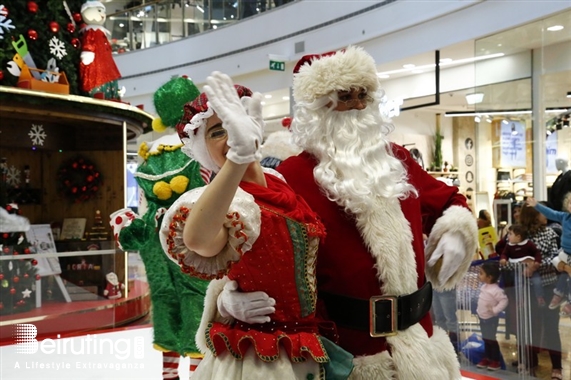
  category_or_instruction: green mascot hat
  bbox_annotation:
[152,76,200,132]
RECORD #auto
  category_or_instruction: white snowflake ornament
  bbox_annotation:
[6,165,21,187]
[0,5,15,40]
[29,124,46,146]
[49,36,67,60]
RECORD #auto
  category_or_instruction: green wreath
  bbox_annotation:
[57,157,102,203]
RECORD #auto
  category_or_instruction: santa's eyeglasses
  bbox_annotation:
[336,92,374,108]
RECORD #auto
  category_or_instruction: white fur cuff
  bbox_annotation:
[425,206,478,291]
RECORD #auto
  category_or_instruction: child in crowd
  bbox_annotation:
[476,261,508,371]
[499,224,545,306]
[527,194,571,316]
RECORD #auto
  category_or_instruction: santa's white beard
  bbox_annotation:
[292,103,416,214]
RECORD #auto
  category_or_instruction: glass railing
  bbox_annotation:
[105,0,296,54]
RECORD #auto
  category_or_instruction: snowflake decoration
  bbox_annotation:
[6,165,21,187]
[29,124,47,146]
[0,5,15,40]
[49,36,67,60]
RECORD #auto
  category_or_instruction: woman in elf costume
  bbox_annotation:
[111,77,210,380]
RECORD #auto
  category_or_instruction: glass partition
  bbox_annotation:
[105,0,296,53]
[460,10,571,379]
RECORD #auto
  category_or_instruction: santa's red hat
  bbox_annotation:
[292,45,379,104]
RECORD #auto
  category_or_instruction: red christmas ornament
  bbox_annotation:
[2,233,8,239]
[27,1,38,13]
[35,274,41,280]
[10,288,16,295]
[2,6,7,17]
[13,276,19,283]
[49,21,60,33]
[24,273,29,279]
[67,22,75,33]
[73,12,82,23]
[0,70,3,81]
[0,274,3,280]
[17,300,25,306]
[5,205,12,212]
[0,302,3,310]
[31,259,38,266]
[24,248,30,254]
[3,247,10,254]
[71,38,81,49]
[281,117,292,128]
[27,29,38,40]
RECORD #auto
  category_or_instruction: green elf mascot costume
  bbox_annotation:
[110,77,210,380]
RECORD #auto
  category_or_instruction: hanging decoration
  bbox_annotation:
[28,124,46,146]
[71,37,80,49]
[57,156,102,203]
[49,36,67,59]
[49,21,60,33]
[27,29,37,40]
[0,5,15,40]
[27,1,38,14]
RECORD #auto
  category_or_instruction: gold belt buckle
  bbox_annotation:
[369,295,398,337]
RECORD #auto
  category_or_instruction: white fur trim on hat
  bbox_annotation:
[180,106,221,173]
[293,46,379,104]
[81,0,105,13]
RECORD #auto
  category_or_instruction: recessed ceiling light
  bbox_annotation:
[264,94,272,99]
[465,93,484,105]
[547,25,564,31]
[260,101,266,105]
[282,96,290,100]
[439,58,452,64]
[403,64,415,69]
[377,73,390,79]
[497,43,502,47]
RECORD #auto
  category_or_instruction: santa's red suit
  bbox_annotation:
[277,146,477,379]
[79,26,121,93]
[104,280,124,300]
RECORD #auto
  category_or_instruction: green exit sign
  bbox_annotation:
[269,60,285,71]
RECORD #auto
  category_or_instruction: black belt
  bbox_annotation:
[320,281,432,337]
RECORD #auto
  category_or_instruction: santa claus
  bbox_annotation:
[217,46,478,379]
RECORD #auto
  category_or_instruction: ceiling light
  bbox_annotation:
[377,73,390,79]
[474,116,481,123]
[282,96,290,100]
[377,53,505,77]
[260,101,266,105]
[502,119,509,125]
[439,58,452,64]
[444,108,568,117]
[403,64,415,69]
[486,117,492,123]
[196,5,204,13]
[547,25,564,31]
[465,93,484,105]
[264,94,272,99]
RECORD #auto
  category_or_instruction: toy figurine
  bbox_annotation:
[103,272,124,299]
[79,1,121,100]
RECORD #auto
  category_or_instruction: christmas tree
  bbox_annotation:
[0,204,38,315]
[0,0,85,94]
[0,157,38,315]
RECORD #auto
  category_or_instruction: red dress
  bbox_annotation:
[165,173,329,363]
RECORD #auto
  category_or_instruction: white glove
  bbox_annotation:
[427,231,465,285]
[217,280,275,324]
[203,71,264,165]
[81,51,95,65]
[551,256,561,269]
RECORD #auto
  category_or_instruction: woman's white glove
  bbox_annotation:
[203,71,264,165]
[217,280,276,324]
[427,231,465,285]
